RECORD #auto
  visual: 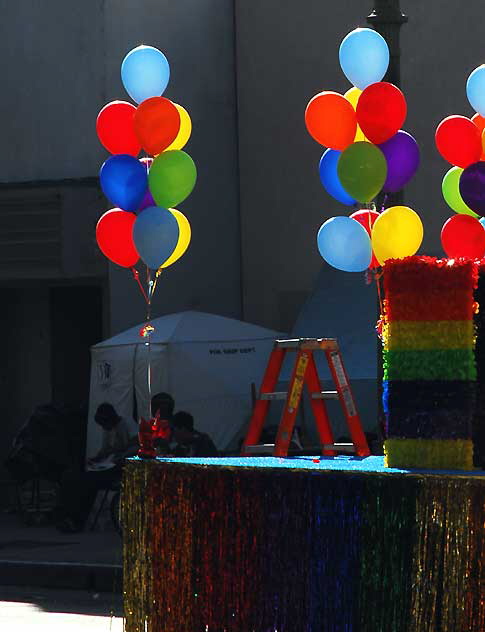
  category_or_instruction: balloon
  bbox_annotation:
[337,141,387,203]
[480,217,485,230]
[442,167,479,217]
[472,113,485,160]
[165,104,192,151]
[137,157,155,212]
[350,209,380,269]
[318,149,357,205]
[148,150,197,208]
[305,92,357,149]
[338,28,389,90]
[99,154,148,211]
[371,206,423,265]
[162,209,192,268]
[121,45,170,104]
[441,214,485,259]
[96,101,141,156]
[435,116,482,168]
[344,87,366,142]
[133,206,180,269]
[356,82,407,144]
[96,209,139,267]
[378,130,420,192]
[317,216,372,272]
[133,97,181,156]
[459,162,485,215]
[467,65,485,117]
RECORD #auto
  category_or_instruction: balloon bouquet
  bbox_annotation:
[436,65,485,259]
[305,28,423,273]
[95,45,195,322]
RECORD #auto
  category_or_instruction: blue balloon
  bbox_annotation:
[480,218,485,230]
[339,28,389,90]
[133,206,180,270]
[319,149,357,205]
[99,155,148,211]
[317,216,372,272]
[121,45,170,104]
[467,65,485,117]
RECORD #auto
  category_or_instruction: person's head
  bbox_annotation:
[151,392,175,419]
[94,403,120,431]
[172,411,194,443]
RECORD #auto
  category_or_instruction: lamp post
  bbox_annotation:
[367,1,408,88]
[367,3,408,449]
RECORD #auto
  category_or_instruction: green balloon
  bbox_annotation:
[337,141,387,203]
[442,166,479,217]
[148,150,197,208]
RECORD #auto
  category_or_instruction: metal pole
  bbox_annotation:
[367,1,408,89]
[367,2,408,450]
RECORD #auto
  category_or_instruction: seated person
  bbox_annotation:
[56,402,136,533]
[150,392,175,456]
[171,411,218,458]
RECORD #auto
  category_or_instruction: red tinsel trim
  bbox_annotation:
[384,256,478,296]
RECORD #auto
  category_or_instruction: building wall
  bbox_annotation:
[0,0,242,336]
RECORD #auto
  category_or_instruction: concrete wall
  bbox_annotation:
[0,0,242,335]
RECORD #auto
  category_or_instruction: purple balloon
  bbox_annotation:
[459,162,485,215]
[138,189,156,213]
[378,130,420,193]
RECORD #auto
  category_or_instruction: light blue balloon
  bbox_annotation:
[317,216,372,272]
[466,65,485,117]
[121,45,170,104]
[480,218,485,230]
[319,149,357,205]
[339,28,389,90]
[133,206,180,269]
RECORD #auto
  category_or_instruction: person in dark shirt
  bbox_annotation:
[171,411,218,457]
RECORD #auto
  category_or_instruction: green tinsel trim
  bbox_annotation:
[383,349,477,381]
[384,438,473,470]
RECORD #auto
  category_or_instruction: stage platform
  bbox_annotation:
[122,456,485,632]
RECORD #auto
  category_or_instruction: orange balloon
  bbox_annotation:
[472,113,485,160]
[134,97,181,156]
[305,91,357,150]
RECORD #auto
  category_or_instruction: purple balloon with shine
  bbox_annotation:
[459,162,485,215]
[378,130,420,193]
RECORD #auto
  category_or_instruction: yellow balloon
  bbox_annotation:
[371,206,424,265]
[161,209,191,268]
[165,104,192,151]
[344,87,361,109]
[344,87,366,142]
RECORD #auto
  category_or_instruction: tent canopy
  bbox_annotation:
[88,311,282,454]
[94,310,280,347]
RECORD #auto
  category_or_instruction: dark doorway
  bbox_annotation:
[49,286,103,408]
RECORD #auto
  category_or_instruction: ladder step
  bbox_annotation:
[244,444,276,454]
[322,443,356,453]
[275,339,300,350]
[260,391,287,400]
[311,391,339,400]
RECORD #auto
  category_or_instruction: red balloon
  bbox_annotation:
[96,101,141,156]
[356,82,407,144]
[134,97,181,156]
[435,116,482,168]
[441,214,485,259]
[96,209,139,267]
[472,113,485,160]
[350,209,380,268]
[305,91,357,150]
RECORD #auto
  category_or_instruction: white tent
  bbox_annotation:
[87,311,281,455]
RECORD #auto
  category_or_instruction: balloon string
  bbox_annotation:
[381,194,388,212]
[145,267,153,419]
[131,267,149,304]
[375,269,384,317]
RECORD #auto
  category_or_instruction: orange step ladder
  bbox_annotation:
[241,338,370,458]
